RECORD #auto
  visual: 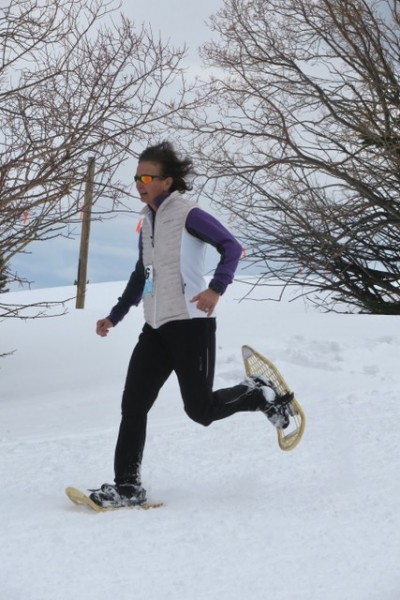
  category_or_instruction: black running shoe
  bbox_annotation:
[262,392,294,429]
[242,375,293,429]
[89,483,147,509]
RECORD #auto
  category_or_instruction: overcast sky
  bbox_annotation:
[10,0,225,291]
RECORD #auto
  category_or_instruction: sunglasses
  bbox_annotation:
[134,174,166,184]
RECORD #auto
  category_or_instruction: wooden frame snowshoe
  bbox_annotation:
[242,345,306,451]
[65,486,163,512]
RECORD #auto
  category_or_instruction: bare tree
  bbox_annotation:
[181,0,400,313]
[0,0,190,318]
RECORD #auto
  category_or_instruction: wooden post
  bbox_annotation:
[76,157,95,309]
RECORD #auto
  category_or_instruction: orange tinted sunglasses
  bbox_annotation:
[134,174,166,185]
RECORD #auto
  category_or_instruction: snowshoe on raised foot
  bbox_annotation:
[242,345,306,451]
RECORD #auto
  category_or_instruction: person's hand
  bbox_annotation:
[96,318,113,337]
[190,289,220,317]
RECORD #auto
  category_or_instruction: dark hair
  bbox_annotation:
[139,141,193,193]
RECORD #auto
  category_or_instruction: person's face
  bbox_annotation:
[135,161,173,208]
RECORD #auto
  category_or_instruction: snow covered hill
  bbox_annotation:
[1,280,399,600]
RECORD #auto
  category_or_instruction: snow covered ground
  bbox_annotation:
[1,279,399,600]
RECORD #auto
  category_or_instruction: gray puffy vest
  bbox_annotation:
[141,192,209,328]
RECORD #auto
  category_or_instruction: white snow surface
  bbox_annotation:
[1,280,399,600]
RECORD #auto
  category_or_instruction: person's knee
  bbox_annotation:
[121,388,156,418]
[184,404,212,427]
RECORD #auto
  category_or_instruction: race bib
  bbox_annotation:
[143,265,154,296]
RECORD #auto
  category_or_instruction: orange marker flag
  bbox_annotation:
[136,218,143,233]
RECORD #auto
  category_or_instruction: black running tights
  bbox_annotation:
[114,318,261,486]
